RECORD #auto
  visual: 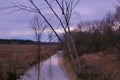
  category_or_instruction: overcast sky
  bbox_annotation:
[0,0,119,41]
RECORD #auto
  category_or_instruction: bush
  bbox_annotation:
[75,14,119,55]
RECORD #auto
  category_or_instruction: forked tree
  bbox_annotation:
[30,15,46,80]
[6,0,81,75]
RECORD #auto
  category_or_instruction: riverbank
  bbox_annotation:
[0,44,58,80]
[78,48,120,80]
[59,52,77,80]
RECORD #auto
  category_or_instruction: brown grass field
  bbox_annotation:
[79,48,120,80]
[0,44,58,80]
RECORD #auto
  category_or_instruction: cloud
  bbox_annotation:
[0,30,33,39]
[0,0,119,40]
[0,21,29,31]
[76,0,118,21]
[0,20,33,39]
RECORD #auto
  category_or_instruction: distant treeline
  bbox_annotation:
[0,39,35,44]
[0,39,59,45]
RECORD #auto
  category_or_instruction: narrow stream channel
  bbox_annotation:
[17,51,76,80]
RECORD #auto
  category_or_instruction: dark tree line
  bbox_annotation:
[0,39,35,44]
[0,39,59,45]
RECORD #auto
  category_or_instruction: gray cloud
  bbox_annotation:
[77,0,118,20]
[0,0,119,40]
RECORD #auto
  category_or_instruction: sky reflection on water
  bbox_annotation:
[17,51,75,80]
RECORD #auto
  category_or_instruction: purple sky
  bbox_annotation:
[0,0,119,41]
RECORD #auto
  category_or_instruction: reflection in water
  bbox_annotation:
[17,51,76,80]
[48,57,53,80]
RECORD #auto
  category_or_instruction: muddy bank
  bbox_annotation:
[79,48,120,80]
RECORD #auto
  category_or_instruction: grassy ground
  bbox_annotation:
[79,48,120,80]
[0,44,58,80]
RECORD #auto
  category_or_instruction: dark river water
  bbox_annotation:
[17,51,77,80]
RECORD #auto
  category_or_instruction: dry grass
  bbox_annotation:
[58,53,77,80]
[79,48,120,80]
[0,44,58,80]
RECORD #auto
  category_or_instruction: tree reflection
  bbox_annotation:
[47,57,53,80]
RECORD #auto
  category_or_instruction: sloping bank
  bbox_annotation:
[78,48,120,80]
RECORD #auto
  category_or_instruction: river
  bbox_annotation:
[17,51,77,80]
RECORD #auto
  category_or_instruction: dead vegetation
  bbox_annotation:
[0,44,57,80]
[79,48,120,80]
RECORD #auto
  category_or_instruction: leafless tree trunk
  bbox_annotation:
[7,0,81,75]
[30,15,46,80]
[47,32,53,80]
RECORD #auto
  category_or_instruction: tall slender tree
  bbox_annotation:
[30,15,46,80]
[6,0,81,75]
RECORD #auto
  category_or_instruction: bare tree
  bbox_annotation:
[47,32,53,80]
[7,0,81,75]
[30,15,46,80]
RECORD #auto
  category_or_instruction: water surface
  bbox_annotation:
[17,51,76,80]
